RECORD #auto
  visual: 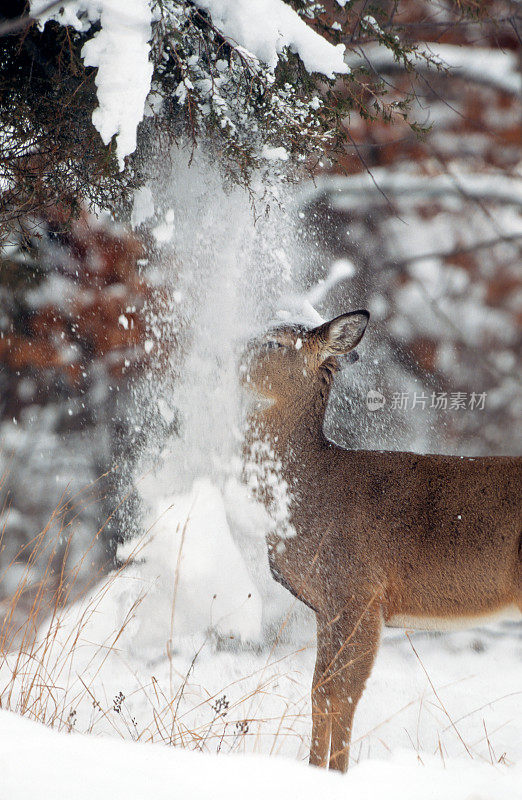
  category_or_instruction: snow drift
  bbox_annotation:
[2,709,521,800]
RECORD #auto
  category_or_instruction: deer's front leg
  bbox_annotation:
[314,600,382,772]
[310,614,333,767]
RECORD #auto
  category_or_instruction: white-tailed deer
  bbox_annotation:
[241,310,522,772]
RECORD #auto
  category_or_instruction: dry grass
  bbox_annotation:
[0,481,313,761]
[0,476,140,725]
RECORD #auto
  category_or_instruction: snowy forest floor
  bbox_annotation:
[1,556,522,798]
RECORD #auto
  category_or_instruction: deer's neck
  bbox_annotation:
[264,399,327,458]
[243,375,333,547]
[248,371,333,470]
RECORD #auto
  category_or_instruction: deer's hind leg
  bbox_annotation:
[326,601,382,772]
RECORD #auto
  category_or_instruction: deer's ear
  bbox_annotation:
[312,310,369,358]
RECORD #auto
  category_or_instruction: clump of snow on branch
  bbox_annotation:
[32,0,153,170]
[193,0,348,78]
[82,0,153,170]
[31,0,103,31]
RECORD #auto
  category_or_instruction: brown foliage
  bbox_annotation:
[0,209,152,412]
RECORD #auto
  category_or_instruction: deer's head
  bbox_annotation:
[241,310,370,412]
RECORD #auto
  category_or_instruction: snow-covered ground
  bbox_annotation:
[2,705,522,800]
[2,556,522,798]
[2,501,522,766]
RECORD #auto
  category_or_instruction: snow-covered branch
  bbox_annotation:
[30,0,348,171]
[300,170,522,211]
[345,42,522,97]
[380,234,522,273]
[193,0,349,78]
[82,0,153,171]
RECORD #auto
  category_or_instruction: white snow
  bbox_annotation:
[131,185,155,227]
[261,145,290,162]
[2,706,522,800]
[117,478,262,650]
[31,0,153,170]
[193,0,349,78]
[3,589,522,798]
[81,0,153,170]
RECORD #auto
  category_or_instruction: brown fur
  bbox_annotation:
[242,311,522,772]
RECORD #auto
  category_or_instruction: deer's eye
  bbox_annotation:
[264,340,284,350]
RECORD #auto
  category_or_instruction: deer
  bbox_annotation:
[241,309,522,772]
